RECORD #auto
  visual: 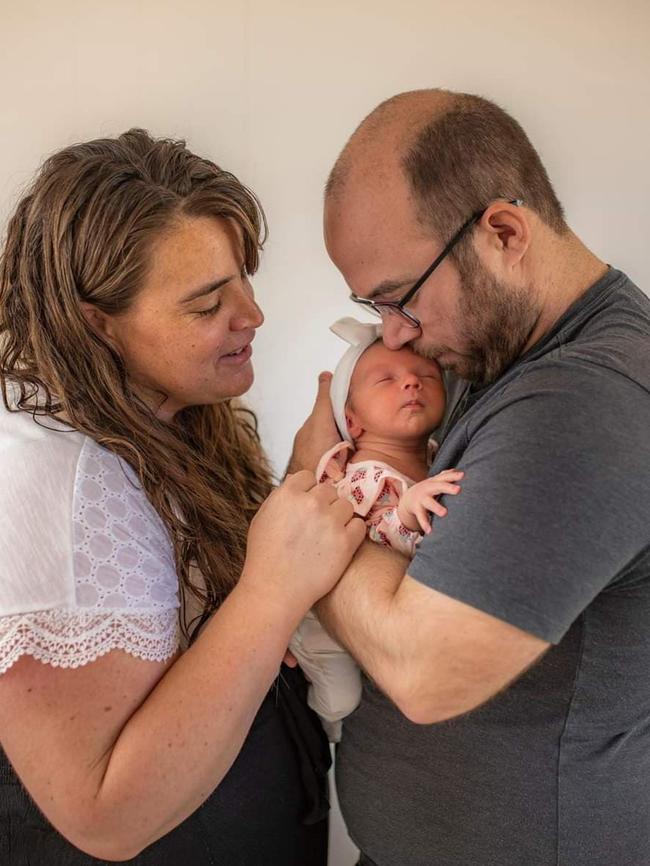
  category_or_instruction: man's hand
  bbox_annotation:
[286,371,342,474]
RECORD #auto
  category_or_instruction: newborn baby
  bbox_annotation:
[290,318,463,740]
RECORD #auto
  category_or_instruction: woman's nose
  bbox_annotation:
[231,282,264,330]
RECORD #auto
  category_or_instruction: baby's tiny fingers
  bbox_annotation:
[425,498,448,518]
[415,506,433,534]
[428,482,462,496]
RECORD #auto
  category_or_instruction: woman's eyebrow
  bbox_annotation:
[180,275,235,305]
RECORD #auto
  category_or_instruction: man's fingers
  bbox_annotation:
[313,371,333,411]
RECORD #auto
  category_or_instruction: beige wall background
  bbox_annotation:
[1,1,648,862]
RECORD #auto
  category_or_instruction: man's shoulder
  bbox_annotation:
[482,355,649,439]
[508,270,650,396]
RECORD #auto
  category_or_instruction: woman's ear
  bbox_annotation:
[80,302,120,350]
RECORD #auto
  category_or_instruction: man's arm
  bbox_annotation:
[316,540,548,724]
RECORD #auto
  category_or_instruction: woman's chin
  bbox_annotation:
[212,364,255,402]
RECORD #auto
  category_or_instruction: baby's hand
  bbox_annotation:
[396,470,464,534]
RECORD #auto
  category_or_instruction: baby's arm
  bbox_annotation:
[396,469,464,534]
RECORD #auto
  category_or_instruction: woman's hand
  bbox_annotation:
[286,372,341,473]
[397,470,464,533]
[241,470,365,611]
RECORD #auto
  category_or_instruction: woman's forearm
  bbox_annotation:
[1,578,304,861]
[90,581,301,857]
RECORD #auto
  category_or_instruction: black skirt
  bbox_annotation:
[0,664,330,865]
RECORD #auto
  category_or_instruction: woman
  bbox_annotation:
[0,129,364,864]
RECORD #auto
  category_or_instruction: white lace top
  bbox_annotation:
[0,398,180,674]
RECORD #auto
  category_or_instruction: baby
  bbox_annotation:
[290,318,463,740]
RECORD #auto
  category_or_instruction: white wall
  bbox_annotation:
[1,2,648,862]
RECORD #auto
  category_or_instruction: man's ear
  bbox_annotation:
[476,200,530,270]
[80,302,121,350]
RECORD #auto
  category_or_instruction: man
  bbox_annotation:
[291,89,650,866]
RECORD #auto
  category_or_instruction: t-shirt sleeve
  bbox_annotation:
[409,364,650,643]
[0,434,180,673]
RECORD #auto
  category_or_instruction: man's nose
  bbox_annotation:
[381,315,415,351]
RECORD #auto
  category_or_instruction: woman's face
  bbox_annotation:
[94,215,264,420]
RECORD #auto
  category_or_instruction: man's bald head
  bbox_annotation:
[326,88,567,253]
[326,89,454,200]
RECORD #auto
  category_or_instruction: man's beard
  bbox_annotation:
[420,258,539,387]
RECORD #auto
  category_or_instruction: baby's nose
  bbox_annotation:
[402,375,422,389]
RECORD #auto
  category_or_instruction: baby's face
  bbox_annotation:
[346,341,446,442]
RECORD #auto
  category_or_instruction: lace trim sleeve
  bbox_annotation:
[0,608,179,674]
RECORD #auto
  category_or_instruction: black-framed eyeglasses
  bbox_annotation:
[350,198,523,329]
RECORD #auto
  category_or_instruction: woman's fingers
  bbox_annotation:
[344,513,367,547]
[331,495,357,523]
[284,469,319,491]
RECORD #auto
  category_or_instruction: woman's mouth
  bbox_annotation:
[219,343,253,365]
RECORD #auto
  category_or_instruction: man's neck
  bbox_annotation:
[521,230,609,355]
[349,433,431,481]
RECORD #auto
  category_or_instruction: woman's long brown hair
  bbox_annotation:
[0,129,274,639]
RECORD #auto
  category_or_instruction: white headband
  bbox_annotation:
[329,316,382,441]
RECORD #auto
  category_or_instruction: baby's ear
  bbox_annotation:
[345,411,364,440]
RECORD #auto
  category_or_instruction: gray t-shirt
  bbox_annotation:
[336,269,650,866]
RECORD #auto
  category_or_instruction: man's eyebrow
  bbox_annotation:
[179,275,235,305]
[366,278,414,301]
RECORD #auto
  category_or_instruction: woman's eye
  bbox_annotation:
[195,302,221,318]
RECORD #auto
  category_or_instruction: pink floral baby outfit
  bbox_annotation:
[316,442,421,557]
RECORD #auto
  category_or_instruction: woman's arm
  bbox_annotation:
[0,472,365,861]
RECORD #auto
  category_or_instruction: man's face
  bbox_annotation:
[324,171,537,386]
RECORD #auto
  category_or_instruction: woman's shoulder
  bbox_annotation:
[0,396,86,463]
[0,401,179,615]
